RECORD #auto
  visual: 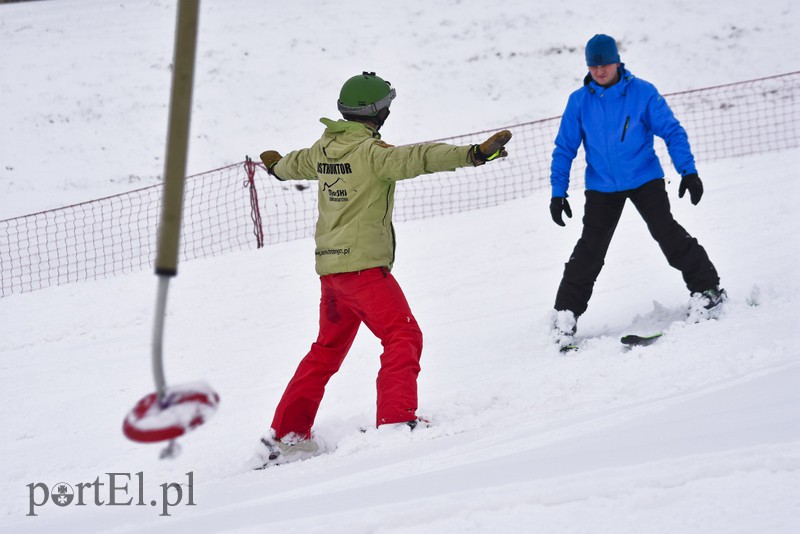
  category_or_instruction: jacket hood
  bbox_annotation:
[318,117,380,159]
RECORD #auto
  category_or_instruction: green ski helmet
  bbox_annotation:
[337,71,396,119]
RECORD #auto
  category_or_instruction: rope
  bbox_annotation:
[243,156,264,249]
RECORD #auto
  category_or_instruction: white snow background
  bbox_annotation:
[1,0,799,532]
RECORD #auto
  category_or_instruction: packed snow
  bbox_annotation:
[1,1,798,533]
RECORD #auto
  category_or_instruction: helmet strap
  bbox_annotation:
[342,107,390,131]
[374,108,390,130]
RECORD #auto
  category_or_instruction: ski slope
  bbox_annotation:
[1,1,798,532]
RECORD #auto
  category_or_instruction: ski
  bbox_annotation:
[620,332,664,347]
[559,342,581,353]
[558,332,665,352]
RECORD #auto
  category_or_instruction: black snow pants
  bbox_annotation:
[554,178,719,317]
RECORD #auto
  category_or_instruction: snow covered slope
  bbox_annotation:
[1,1,798,532]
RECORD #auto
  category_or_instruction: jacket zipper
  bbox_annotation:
[383,184,395,265]
[621,116,630,142]
[389,223,396,267]
[383,184,397,265]
[382,183,393,226]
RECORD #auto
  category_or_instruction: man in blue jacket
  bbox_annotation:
[549,34,725,348]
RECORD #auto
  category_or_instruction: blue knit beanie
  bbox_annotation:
[585,34,620,66]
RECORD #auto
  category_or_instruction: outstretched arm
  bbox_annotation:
[370,130,512,181]
[260,147,317,181]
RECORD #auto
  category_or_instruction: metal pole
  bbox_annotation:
[152,0,200,400]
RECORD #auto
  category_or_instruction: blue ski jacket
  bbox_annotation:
[550,65,697,198]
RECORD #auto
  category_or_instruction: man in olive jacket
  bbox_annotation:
[254,72,511,468]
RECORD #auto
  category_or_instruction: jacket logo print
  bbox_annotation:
[322,178,348,202]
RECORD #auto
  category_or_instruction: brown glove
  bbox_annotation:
[260,150,282,176]
[470,130,512,166]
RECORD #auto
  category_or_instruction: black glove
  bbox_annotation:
[550,197,572,226]
[470,130,512,166]
[678,173,703,205]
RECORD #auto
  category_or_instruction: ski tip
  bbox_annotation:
[620,333,664,346]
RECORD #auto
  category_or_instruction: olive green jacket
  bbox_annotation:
[273,118,474,275]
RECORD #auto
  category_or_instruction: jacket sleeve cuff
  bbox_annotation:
[270,161,287,181]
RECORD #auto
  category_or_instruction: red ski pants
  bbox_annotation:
[271,267,423,440]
